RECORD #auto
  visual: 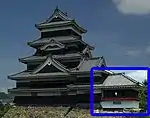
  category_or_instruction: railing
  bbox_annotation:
[101,97,138,101]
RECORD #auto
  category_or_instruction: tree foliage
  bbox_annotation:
[0,104,11,117]
[0,92,12,99]
[139,86,146,111]
[0,92,12,117]
[139,79,147,111]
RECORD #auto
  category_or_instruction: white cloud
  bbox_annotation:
[113,0,150,15]
[126,50,141,56]
[145,46,150,53]
[126,70,147,83]
[125,45,150,56]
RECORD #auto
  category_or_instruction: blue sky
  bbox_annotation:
[0,0,149,92]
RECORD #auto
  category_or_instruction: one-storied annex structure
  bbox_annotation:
[8,7,140,110]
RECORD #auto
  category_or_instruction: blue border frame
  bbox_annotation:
[90,67,150,116]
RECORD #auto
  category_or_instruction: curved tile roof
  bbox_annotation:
[103,73,139,87]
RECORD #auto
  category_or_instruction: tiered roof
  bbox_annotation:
[100,73,140,88]
[67,73,140,89]
[8,7,140,94]
[27,36,94,49]
[35,7,87,34]
[8,56,106,80]
[8,72,140,96]
[19,53,82,63]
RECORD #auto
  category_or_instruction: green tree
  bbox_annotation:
[139,79,147,111]
[139,86,146,110]
[142,79,148,86]
[0,104,11,118]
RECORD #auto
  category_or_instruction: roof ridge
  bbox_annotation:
[38,20,71,26]
[27,37,41,45]
[71,20,87,33]
[56,7,68,17]
[8,70,27,79]
[78,39,94,50]
[28,35,78,46]
[95,57,103,66]
[19,55,34,60]
[75,58,85,70]
[82,46,89,54]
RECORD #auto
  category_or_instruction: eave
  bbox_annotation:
[8,88,68,93]
[8,88,95,96]
[68,84,139,89]
[27,36,77,47]
[70,70,109,76]
[27,36,94,50]
[19,53,83,64]
[18,56,47,63]
[35,20,87,34]
[67,84,102,88]
[8,72,71,80]
[99,85,139,89]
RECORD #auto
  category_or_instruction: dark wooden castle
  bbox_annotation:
[8,8,140,110]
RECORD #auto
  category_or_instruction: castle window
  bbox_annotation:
[113,101,121,105]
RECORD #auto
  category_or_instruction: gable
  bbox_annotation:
[50,17,64,22]
[32,57,69,74]
[40,39,65,51]
[44,8,72,23]
[39,64,62,73]
[47,13,67,23]
[44,45,62,51]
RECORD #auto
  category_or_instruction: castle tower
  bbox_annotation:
[8,8,139,110]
